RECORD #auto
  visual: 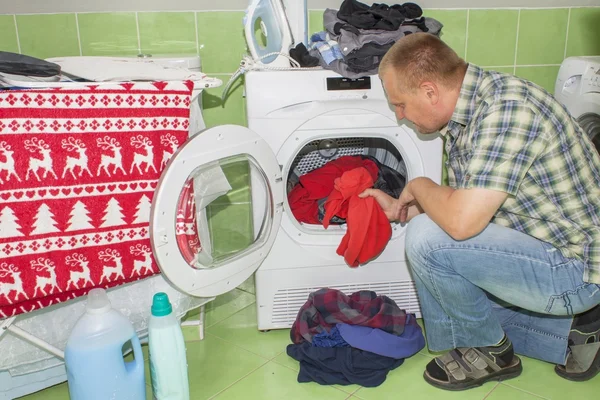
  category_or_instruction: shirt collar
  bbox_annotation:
[448,64,484,130]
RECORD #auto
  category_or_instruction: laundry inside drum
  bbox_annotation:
[287,137,407,226]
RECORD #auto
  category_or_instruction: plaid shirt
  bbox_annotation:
[290,288,411,344]
[445,64,600,284]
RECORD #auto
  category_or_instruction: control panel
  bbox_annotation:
[582,63,600,93]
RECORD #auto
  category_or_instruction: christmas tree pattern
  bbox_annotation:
[0,206,24,238]
[100,197,126,228]
[133,195,151,224]
[30,203,61,235]
[66,201,94,231]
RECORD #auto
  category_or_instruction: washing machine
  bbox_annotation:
[150,69,443,331]
[555,56,600,152]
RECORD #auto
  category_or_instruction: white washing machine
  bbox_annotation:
[150,69,443,331]
[555,56,600,152]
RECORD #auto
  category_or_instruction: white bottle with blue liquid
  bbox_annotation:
[149,292,190,400]
[65,288,146,400]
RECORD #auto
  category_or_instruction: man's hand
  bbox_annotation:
[359,184,422,223]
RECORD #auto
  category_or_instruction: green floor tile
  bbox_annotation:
[238,273,255,294]
[353,353,495,400]
[183,288,255,328]
[213,361,349,400]
[272,350,301,371]
[186,334,267,400]
[206,302,290,359]
[487,383,545,399]
[182,323,204,342]
[501,355,599,399]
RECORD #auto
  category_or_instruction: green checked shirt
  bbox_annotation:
[445,64,600,284]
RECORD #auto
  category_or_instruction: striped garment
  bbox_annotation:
[290,288,410,344]
[445,64,600,284]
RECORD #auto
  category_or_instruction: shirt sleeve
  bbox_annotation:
[459,101,547,195]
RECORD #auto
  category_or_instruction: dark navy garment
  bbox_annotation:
[287,342,403,387]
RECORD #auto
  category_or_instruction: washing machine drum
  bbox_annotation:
[578,113,600,154]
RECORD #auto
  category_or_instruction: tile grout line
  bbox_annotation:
[482,382,501,399]
[13,15,21,54]
[75,13,82,56]
[501,382,552,399]
[206,358,271,400]
[201,330,279,362]
[464,9,469,61]
[135,11,141,54]
[513,9,521,75]
[564,7,572,59]
[194,11,200,56]
[482,64,562,68]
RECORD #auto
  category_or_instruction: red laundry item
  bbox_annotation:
[288,156,379,224]
[323,167,392,267]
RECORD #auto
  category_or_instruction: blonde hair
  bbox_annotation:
[379,32,467,92]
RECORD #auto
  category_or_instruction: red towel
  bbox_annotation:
[0,81,193,318]
[288,156,379,224]
[323,167,392,267]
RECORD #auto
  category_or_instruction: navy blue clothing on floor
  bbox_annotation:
[286,342,403,387]
[337,321,425,359]
[312,326,350,348]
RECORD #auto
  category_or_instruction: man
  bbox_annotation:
[360,32,600,391]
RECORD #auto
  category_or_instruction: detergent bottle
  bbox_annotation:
[64,288,146,400]
[148,292,190,400]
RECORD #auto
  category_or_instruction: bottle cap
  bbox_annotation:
[86,288,111,314]
[151,292,173,317]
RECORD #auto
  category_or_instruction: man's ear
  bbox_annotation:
[420,82,439,105]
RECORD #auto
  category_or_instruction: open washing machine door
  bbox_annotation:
[150,125,284,297]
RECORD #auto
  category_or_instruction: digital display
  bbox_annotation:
[326,77,371,91]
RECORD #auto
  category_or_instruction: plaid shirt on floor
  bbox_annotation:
[290,288,410,344]
[445,64,600,284]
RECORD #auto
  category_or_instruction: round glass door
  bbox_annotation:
[175,154,272,269]
[150,124,283,297]
[578,113,600,154]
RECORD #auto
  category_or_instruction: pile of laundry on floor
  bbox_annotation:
[288,155,405,266]
[287,288,425,387]
[290,0,443,78]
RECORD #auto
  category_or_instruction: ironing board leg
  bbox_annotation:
[180,304,207,341]
[198,304,205,341]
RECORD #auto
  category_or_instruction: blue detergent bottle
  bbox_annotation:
[65,288,146,400]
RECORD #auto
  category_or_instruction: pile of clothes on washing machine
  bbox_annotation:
[286,288,425,387]
[288,155,405,267]
[289,0,443,78]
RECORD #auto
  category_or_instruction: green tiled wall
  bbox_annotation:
[1,7,599,123]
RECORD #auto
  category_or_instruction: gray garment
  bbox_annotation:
[308,47,379,78]
[323,8,443,56]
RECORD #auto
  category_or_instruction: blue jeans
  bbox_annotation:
[405,214,600,365]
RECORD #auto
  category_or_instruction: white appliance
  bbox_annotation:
[150,69,443,330]
[555,56,600,152]
[244,0,308,67]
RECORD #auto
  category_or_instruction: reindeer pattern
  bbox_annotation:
[0,133,173,186]
[0,247,159,304]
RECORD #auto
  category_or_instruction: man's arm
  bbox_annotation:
[405,177,508,240]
